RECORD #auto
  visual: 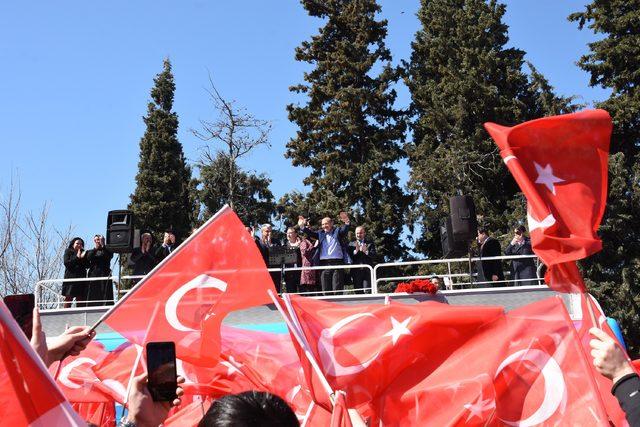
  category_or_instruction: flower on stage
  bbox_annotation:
[394,278,438,295]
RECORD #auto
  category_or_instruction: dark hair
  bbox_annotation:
[515,225,526,234]
[68,237,84,249]
[477,226,488,235]
[198,391,298,427]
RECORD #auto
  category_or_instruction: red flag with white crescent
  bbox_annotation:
[372,298,610,426]
[0,301,84,426]
[484,109,612,292]
[287,295,504,410]
[98,206,275,364]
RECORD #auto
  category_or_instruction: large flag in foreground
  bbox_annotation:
[484,109,612,292]
[371,298,610,426]
[96,206,276,364]
[0,301,84,426]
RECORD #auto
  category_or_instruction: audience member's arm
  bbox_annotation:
[30,308,95,367]
[590,327,640,426]
[125,373,184,427]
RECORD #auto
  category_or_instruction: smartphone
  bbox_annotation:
[3,294,35,340]
[146,341,177,402]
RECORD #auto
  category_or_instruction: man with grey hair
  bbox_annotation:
[298,212,351,295]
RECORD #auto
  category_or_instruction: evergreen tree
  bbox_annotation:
[198,152,275,227]
[570,1,640,355]
[287,0,409,261]
[129,59,193,240]
[405,0,574,256]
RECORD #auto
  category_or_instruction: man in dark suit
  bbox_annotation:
[476,227,505,285]
[255,223,282,293]
[349,226,376,294]
[504,225,538,286]
[155,228,177,261]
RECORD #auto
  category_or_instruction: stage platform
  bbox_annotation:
[39,285,575,339]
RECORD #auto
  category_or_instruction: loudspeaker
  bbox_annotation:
[106,210,134,253]
[440,217,468,258]
[449,195,477,243]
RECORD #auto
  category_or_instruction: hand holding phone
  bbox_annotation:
[146,342,177,402]
[4,294,35,340]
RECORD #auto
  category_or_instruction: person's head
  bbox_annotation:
[69,237,84,251]
[355,226,366,241]
[261,224,272,241]
[431,276,441,287]
[286,227,298,243]
[477,227,489,244]
[198,391,298,427]
[141,233,152,246]
[245,226,253,235]
[93,234,105,249]
[514,225,526,237]
[321,217,333,232]
[164,229,176,244]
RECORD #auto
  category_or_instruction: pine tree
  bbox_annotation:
[570,1,640,355]
[405,0,574,256]
[129,59,193,240]
[198,152,275,227]
[287,0,409,261]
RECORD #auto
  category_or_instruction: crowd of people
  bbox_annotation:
[252,212,377,296]
[62,229,178,306]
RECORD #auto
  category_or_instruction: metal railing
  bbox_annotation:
[34,254,542,311]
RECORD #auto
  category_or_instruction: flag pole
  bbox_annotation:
[88,205,231,333]
[267,290,335,401]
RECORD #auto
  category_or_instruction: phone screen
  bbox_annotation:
[146,341,177,402]
[3,294,35,340]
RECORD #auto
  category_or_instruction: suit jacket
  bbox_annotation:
[504,238,537,281]
[255,238,281,267]
[300,224,351,264]
[477,237,504,283]
[348,239,376,266]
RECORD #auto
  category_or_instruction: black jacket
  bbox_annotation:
[504,238,537,283]
[63,248,88,279]
[348,239,377,266]
[477,237,504,283]
[129,247,158,276]
[612,373,640,426]
[86,247,113,277]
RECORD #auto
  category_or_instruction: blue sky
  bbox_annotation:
[0,1,609,244]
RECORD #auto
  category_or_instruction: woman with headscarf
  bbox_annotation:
[63,237,89,307]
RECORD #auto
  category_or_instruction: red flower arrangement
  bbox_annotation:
[394,278,439,295]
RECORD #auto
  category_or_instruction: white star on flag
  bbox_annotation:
[534,162,564,195]
[384,316,412,345]
[464,396,496,421]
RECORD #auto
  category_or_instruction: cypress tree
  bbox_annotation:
[405,0,574,256]
[287,0,409,261]
[570,1,640,355]
[129,59,193,240]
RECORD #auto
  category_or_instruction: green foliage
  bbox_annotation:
[405,0,574,257]
[570,0,640,356]
[129,59,194,240]
[198,152,275,226]
[286,0,410,261]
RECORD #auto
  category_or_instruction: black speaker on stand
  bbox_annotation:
[440,217,467,258]
[449,195,478,242]
[106,210,135,253]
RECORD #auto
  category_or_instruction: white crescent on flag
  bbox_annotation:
[495,349,566,427]
[318,313,380,377]
[58,357,97,389]
[165,274,228,332]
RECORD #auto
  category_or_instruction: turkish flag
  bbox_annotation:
[99,206,275,364]
[572,294,629,425]
[50,341,112,403]
[371,298,609,426]
[0,301,84,426]
[71,402,116,427]
[92,342,144,404]
[286,295,504,409]
[484,109,612,292]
